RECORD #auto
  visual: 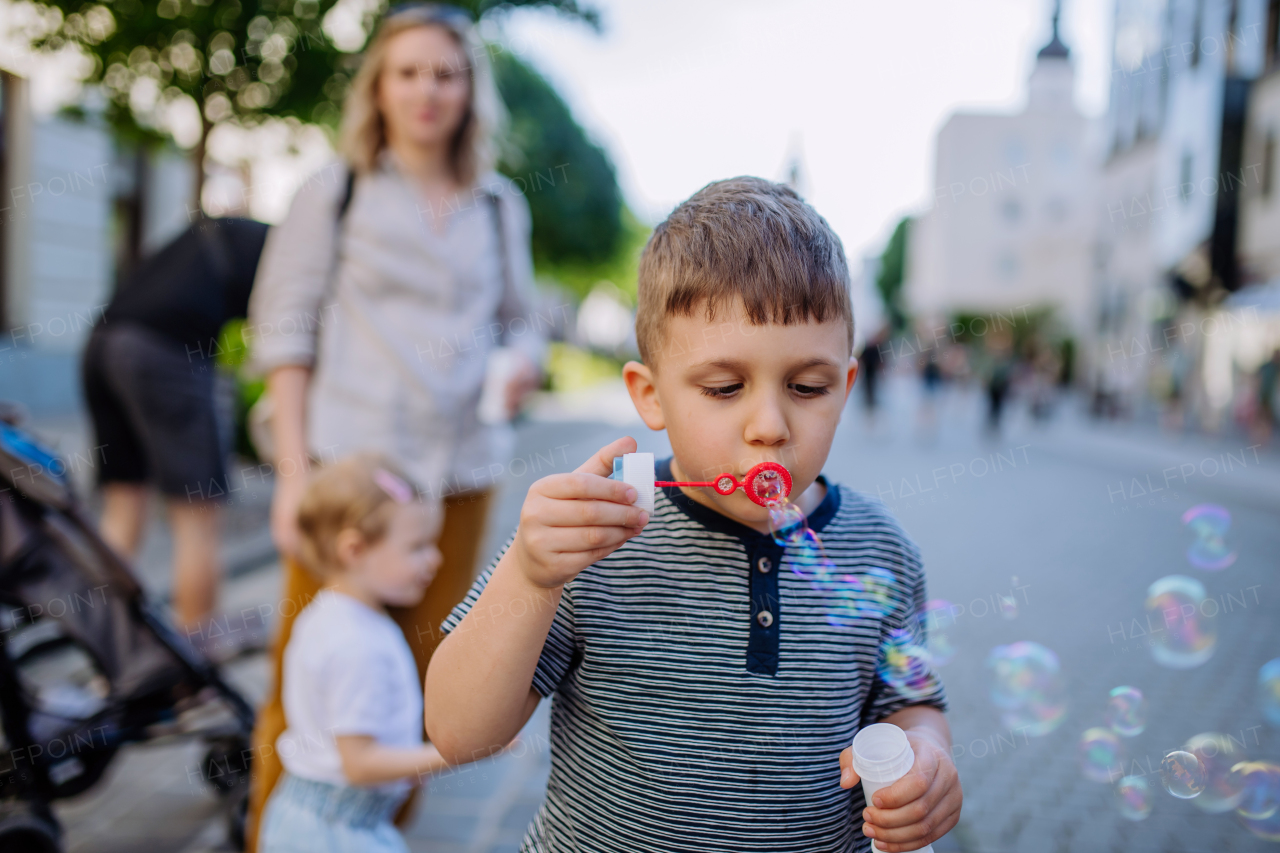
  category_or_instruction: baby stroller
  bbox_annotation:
[0,413,256,851]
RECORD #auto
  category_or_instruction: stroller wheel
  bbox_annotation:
[201,735,252,796]
[0,800,62,853]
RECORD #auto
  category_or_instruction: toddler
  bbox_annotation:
[260,454,448,853]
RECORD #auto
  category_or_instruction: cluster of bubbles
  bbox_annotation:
[1181,504,1237,570]
[1144,575,1216,669]
[985,642,1067,736]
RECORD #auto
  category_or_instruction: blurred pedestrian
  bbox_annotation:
[858,326,888,424]
[917,347,943,440]
[983,333,1014,437]
[1253,348,1280,445]
[245,5,544,846]
[82,217,269,648]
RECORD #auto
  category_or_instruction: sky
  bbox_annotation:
[495,0,1113,261]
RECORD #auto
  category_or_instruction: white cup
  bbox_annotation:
[851,724,934,853]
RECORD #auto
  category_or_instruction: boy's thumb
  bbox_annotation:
[576,436,638,478]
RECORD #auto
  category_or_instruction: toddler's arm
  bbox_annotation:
[336,735,448,787]
[424,437,648,765]
[839,705,961,852]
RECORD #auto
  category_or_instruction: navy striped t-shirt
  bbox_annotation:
[441,459,947,852]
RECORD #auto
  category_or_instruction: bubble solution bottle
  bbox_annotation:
[851,723,935,853]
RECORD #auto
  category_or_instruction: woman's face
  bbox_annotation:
[377,25,471,156]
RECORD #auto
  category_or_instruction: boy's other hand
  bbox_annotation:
[512,436,650,589]
[839,729,961,851]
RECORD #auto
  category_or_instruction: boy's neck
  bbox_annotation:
[669,456,827,535]
[326,578,388,614]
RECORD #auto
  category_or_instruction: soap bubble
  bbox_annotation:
[1079,728,1124,783]
[877,627,939,700]
[1234,761,1280,820]
[986,641,1067,736]
[1184,733,1244,812]
[1260,659,1280,727]
[1105,686,1147,737]
[1161,750,1206,799]
[768,502,807,546]
[919,600,958,666]
[997,594,1018,620]
[1144,575,1215,668]
[755,469,785,504]
[1115,775,1152,820]
[1181,504,1236,570]
[1240,812,1280,842]
[824,568,899,627]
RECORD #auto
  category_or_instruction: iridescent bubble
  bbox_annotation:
[986,641,1067,737]
[1240,811,1280,842]
[919,600,958,666]
[1079,728,1124,783]
[1161,750,1206,799]
[1181,503,1237,570]
[1260,659,1280,727]
[755,469,785,504]
[1184,732,1244,813]
[997,594,1018,620]
[1115,775,1152,820]
[877,627,939,700]
[1144,575,1216,668]
[824,568,899,627]
[768,502,807,546]
[1105,686,1147,737]
[1234,761,1280,820]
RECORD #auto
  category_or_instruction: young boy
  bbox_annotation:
[425,177,961,852]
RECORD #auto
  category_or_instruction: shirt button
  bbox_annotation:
[756,610,774,628]
[757,556,772,573]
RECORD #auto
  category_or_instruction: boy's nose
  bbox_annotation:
[743,398,790,447]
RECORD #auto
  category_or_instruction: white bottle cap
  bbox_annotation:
[619,452,655,514]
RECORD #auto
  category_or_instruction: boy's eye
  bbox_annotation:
[700,383,743,398]
[790,383,829,397]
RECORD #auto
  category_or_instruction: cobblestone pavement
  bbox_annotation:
[43,377,1280,851]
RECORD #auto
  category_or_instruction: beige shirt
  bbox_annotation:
[248,155,545,498]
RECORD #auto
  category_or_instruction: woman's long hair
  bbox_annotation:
[339,4,503,185]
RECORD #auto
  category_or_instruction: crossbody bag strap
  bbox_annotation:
[483,189,514,297]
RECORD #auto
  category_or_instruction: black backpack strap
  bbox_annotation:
[336,166,356,222]
[483,188,514,300]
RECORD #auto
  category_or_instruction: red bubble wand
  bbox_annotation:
[655,460,792,507]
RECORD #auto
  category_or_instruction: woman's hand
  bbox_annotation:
[270,468,308,558]
[503,352,542,419]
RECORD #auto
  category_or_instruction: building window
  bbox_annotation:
[1180,152,1194,202]
[1264,131,1277,198]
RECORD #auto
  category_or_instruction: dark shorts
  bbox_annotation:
[82,323,229,501]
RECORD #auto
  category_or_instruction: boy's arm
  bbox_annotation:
[425,438,648,765]
[336,735,449,787]
[838,705,961,852]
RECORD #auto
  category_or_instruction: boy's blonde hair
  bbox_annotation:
[295,453,422,578]
[635,176,854,366]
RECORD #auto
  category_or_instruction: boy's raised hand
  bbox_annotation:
[839,728,961,851]
[512,436,650,589]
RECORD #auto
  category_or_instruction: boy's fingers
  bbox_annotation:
[864,791,962,846]
[536,499,649,532]
[537,472,640,505]
[574,437,639,478]
[871,753,936,809]
[839,747,859,788]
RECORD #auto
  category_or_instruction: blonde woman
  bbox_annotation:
[246,5,543,845]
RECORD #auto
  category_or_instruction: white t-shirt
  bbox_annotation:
[277,590,423,795]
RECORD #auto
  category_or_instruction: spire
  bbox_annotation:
[1038,0,1070,59]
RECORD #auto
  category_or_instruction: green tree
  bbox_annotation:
[26,0,598,204]
[876,216,911,331]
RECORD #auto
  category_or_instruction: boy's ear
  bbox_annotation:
[843,356,860,405]
[622,361,665,431]
[334,527,366,566]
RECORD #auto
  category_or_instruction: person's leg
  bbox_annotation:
[387,489,492,826]
[99,483,150,561]
[166,498,221,630]
[246,557,324,853]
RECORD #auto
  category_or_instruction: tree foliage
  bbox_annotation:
[494,48,622,268]
[876,216,911,331]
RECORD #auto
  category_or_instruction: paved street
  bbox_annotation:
[40,375,1280,852]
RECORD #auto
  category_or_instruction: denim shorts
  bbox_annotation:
[259,773,409,853]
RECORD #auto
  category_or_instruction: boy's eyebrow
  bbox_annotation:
[691,357,841,372]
